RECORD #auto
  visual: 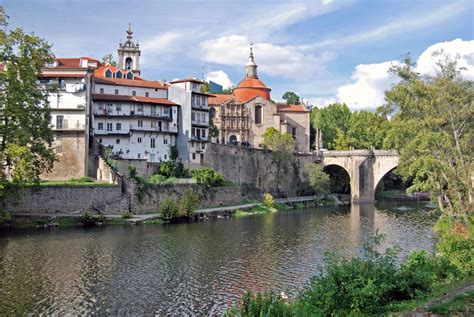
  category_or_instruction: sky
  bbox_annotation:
[3,0,473,110]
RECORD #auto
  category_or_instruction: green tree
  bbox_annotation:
[347,110,387,149]
[262,127,295,193]
[317,103,351,149]
[100,53,117,66]
[200,81,210,94]
[382,53,473,221]
[0,7,56,187]
[304,163,330,195]
[282,91,300,105]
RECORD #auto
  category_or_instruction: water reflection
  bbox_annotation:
[0,202,436,315]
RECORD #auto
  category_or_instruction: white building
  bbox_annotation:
[168,78,210,166]
[91,27,179,163]
[40,57,99,179]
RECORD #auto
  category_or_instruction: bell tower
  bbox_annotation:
[245,44,258,78]
[118,23,141,75]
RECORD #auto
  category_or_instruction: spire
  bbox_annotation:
[127,23,133,42]
[245,44,258,78]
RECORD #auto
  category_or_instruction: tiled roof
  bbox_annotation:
[92,94,177,105]
[170,78,206,84]
[277,103,310,113]
[93,76,167,89]
[208,94,234,105]
[233,77,271,101]
[54,57,99,69]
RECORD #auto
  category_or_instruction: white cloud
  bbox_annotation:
[206,70,234,89]
[201,35,333,80]
[141,31,183,53]
[336,61,400,110]
[416,38,474,80]
[324,38,474,110]
[307,97,338,108]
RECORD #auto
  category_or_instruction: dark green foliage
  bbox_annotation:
[282,91,300,105]
[121,210,132,220]
[128,166,137,179]
[226,291,293,317]
[168,145,179,161]
[158,161,187,178]
[190,167,225,188]
[97,212,106,223]
[159,197,179,220]
[0,211,11,225]
[179,188,200,217]
[80,211,95,226]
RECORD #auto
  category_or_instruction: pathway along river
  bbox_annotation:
[0,201,437,315]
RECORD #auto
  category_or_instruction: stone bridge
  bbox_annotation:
[321,150,399,202]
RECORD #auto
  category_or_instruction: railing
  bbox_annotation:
[93,110,172,120]
[129,124,178,133]
[54,121,85,130]
[191,135,208,141]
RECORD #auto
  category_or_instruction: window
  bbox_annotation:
[292,127,296,138]
[114,89,119,95]
[201,129,206,139]
[192,153,196,160]
[137,137,142,143]
[196,129,201,138]
[56,115,64,129]
[137,105,143,112]
[125,57,133,70]
[137,153,141,159]
[126,72,134,80]
[202,113,206,123]
[107,123,112,131]
[202,143,205,149]
[145,92,149,97]
[137,120,143,127]
[200,153,204,161]
[98,122,104,130]
[163,138,168,145]
[192,112,195,121]
[164,154,167,160]
[105,69,113,78]
[116,71,123,78]
[100,88,104,94]
[255,105,262,124]
[151,121,155,128]
[98,103,104,110]
[116,139,120,144]
[149,154,155,162]
[99,138,102,144]
[192,128,195,137]
[116,104,121,111]
[132,90,136,96]
[116,123,121,130]
[150,139,156,148]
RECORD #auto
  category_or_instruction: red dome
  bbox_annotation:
[233,77,271,102]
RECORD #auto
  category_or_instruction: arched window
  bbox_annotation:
[209,107,216,119]
[126,72,134,80]
[116,70,123,78]
[125,57,133,70]
[105,69,113,78]
[255,105,262,124]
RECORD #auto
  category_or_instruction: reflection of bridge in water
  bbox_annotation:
[319,150,399,202]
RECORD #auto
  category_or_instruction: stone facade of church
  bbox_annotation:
[209,48,311,152]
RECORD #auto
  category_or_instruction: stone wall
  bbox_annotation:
[4,185,129,215]
[115,159,159,178]
[130,183,256,214]
[202,143,318,197]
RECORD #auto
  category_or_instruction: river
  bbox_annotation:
[0,201,437,315]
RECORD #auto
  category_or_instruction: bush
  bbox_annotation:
[157,161,187,178]
[160,197,179,220]
[80,211,95,225]
[0,211,11,225]
[121,210,132,220]
[262,193,275,208]
[225,291,293,317]
[179,188,200,217]
[128,166,137,179]
[97,211,106,223]
[147,174,168,184]
[190,167,225,188]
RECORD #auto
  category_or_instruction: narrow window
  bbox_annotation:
[138,120,143,127]
[116,139,120,144]
[150,139,156,148]
[99,138,102,143]
[107,123,112,131]
[145,92,149,97]
[255,105,262,124]
[137,153,141,159]
[137,105,143,112]
[164,154,167,160]
[116,71,123,79]
[132,90,136,96]
[116,123,121,130]
[137,137,142,143]
[201,129,206,139]
[98,122,104,130]
[192,153,196,160]
[164,138,168,145]
[116,104,121,111]
[105,69,113,78]
[56,115,64,129]
[115,89,119,95]
[126,72,134,80]
[100,88,104,94]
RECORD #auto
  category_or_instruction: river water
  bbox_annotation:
[0,201,437,315]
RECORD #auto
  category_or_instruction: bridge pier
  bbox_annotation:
[322,150,399,203]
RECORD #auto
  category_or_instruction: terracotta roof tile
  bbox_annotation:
[277,104,309,113]
[208,94,234,105]
[54,57,99,69]
[93,76,167,89]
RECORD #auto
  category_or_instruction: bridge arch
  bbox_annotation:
[323,164,351,195]
[373,154,399,190]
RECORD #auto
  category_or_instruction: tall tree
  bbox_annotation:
[0,6,56,185]
[262,127,295,194]
[304,163,330,195]
[282,91,300,105]
[318,103,351,149]
[382,53,473,221]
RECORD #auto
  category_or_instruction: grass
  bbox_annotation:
[142,217,165,225]
[233,204,277,217]
[21,176,116,187]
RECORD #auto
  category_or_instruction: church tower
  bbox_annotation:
[118,23,141,75]
[245,45,258,78]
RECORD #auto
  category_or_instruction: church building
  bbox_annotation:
[208,47,311,152]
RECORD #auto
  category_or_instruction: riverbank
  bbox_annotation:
[0,194,343,229]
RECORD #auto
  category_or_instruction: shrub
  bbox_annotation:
[190,167,225,188]
[262,193,275,208]
[159,161,176,178]
[225,291,293,317]
[80,211,95,225]
[160,197,179,220]
[0,211,11,225]
[128,166,137,179]
[97,211,106,223]
[147,174,168,184]
[179,188,200,217]
[121,210,132,220]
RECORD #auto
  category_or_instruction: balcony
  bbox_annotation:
[93,109,172,121]
[53,121,85,131]
[191,120,209,127]
[129,124,178,134]
[191,135,209,142]
[94,130,130,136]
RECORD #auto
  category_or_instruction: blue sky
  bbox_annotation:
[3,0,473,109]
